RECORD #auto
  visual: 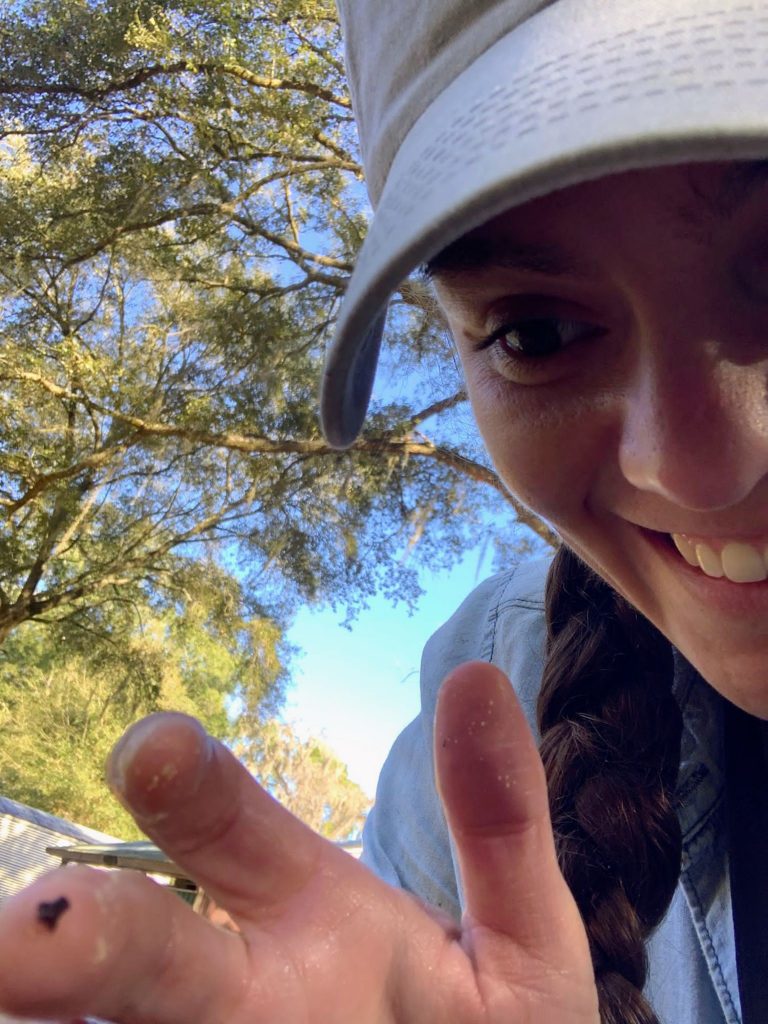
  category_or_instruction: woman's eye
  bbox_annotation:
[485,317,595,359]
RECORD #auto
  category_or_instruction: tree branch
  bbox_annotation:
[3,438,133,516]
[232,213,353,273]
[0,60,352,111]
[403,391,467,431]
[5,369,558,548]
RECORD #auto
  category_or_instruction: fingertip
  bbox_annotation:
[107,712,213,821]
[435,661,531,775]
[434,660,544,836]
[0,866,131,1016]
[436,661,515,733]
[0,862,238,1024]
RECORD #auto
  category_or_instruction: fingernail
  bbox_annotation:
[106,713,211,803]
[106,716,161,795]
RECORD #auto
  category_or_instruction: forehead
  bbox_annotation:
[426,160,768,281]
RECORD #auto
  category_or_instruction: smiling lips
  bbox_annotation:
[671,534,768,583]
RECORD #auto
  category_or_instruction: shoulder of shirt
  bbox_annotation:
[418,555,552,739]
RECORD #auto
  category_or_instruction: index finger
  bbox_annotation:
[106,713,333,918]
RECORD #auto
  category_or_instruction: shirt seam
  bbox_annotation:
[680,865,740,1024]
[484,570,547,663]
[683,796,723,851]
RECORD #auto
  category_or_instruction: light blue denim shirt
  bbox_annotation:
[362,556,740,1024]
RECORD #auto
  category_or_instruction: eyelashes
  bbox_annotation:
[474,317,601,361]
[469,315,609,385]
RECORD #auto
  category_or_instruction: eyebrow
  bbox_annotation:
[423,238,593,280]
[424,159,768,280]
[700,159,768,218]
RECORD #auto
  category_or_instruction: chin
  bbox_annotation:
[676,643,768,720]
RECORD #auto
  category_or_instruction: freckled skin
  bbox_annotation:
[434,162,768,715]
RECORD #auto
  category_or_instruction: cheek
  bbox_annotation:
[465,364,612,523]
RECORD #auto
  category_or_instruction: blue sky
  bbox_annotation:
[283,545,496,797]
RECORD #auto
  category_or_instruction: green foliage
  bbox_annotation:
[0,0,552,656]
[234,720,369,840]
[0,588,289,836]
[0,0,553,840]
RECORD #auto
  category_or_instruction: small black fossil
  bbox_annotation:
[37,895,70,931]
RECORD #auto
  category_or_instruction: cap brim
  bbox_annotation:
[321,305,387,448]
[321,0,768,447]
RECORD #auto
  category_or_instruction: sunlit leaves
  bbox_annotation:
[0,0,548,656]
[0,573,290,835]
[234,720,369,840]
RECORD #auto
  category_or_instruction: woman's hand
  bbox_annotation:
[0,662,599,1023]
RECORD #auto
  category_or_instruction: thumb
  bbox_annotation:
[435,661,593,970]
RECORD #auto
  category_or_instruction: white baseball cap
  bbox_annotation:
[320,0,768,448]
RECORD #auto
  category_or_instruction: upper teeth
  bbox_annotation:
[671,534,768,583]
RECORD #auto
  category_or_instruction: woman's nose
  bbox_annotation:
[617,343,768,511]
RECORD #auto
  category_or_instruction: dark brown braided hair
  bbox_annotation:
[539,546,683,1024]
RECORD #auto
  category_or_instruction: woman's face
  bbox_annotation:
[432,161,768,715]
